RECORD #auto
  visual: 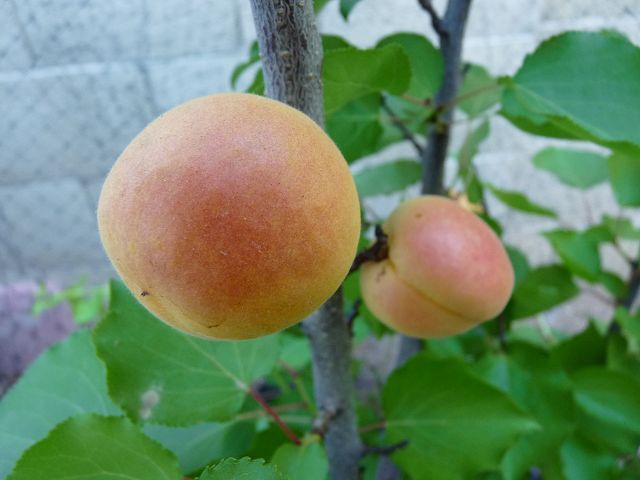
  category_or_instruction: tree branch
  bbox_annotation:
[248,386,302,445]
[417,0,446,38]
[610,249,640,334]
[381,96,425,156]
[250,2,362,478]
[250,0,324,125]
[620,258,640,311]
[362,439,409,457]
[421,0,472,195]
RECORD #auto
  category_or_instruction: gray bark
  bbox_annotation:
[421,0,473,195]
[249,2,362,478]
[249,0,324,126]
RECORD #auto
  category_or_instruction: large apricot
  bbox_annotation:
[98,93,360,340]
[360,196,513,338]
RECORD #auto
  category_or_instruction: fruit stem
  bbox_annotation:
[248,385,302,445]
[349,225,389,274]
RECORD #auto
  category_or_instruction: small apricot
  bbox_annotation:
[360,196,513,338]
[98,93,360,340]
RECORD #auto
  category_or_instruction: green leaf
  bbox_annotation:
[506,246,530,288]
[583,224,615,244]
[354,159,421,197]
[0,330,120,479]
[475,343,576,480]
[322,34,352,51]
[383,355,538,480]
[94,280,280,425]
[339,0,362,19]
[31,280,108,324]
[323,45,411,114]
[377,95,432,149]
[572,367,640,451]
[458,65,502,116]
[532,147,609,189]
[615,307,640,344]
[502,31,640,154]
[377,33,443,98]
[506,265,579,320]
[598,271,626,298]
[607,334,640,380]
[247,69,264,95]
[271,437,328,480]
[479,212,503,237]
[279,332,312,370]
[143,421,254,475]
[458,120,491,177]
[314,0,332,14]
[487,184,557,218]
[608,152,640,206]
[560,435,617,480]
[552,323,606,374]
[245,425,289,461]
[326,94,383,163]
[231,41,260,89]
[543,229,602,281]
[602,215,640,240]
[500,87,580,140]
[466,172,485,204]
[8,414,181,480]
[199,457,282,480]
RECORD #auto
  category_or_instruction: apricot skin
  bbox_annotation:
[98,93,360,340]
[360,196,514,338]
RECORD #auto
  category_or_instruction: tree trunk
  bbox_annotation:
[249,2,363,478]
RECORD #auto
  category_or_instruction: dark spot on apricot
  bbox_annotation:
[141,290,150,297]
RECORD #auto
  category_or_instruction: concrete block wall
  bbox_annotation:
[0,0,638,328]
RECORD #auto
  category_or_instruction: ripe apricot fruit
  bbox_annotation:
[360,196,514,338]
[98,93,360,340]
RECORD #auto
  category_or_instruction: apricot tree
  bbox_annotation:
[2,1,640,480]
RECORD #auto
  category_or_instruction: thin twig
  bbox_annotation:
[362,440,409,457]
[613,239,634,264]
[417,0,446,38]
[622,260,640,310]
[248,386,302,445]
[359,420,386,434]
[442,82,502,112]
[236,402,307,421]
[420,0,473,196]
[401,94,432,107]
[583,286,615,307]
[381,97,425,155]
[534,315,556,345]
[346,298,362,336]
[609,248,640,334]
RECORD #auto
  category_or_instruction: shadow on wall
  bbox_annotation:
[0,281,76,396]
